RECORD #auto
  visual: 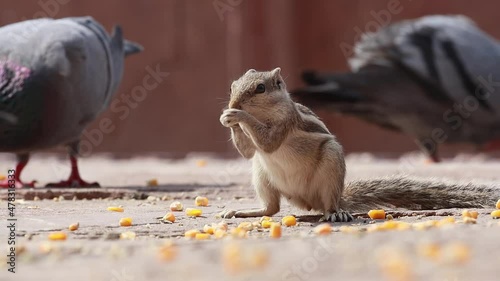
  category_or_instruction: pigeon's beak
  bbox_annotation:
[124,40,143,57]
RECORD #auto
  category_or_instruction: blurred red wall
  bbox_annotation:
[1,0,499,157]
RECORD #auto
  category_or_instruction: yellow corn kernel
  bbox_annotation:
[282,216,297,227]
[417,243,441,261]
[238,222,253,231]
[119,217,132,227]
[186,208,202,217]
[169,201,183,211]
[214,229,227,239]
[462,209,474,219]
[368,209,386,219]
[120,231,136,240]
[413,221,436,231]
[68,223,79,231]
[496,199,500,209]
[146,178,158,187]
[216,221,229,231]
[195,233,211,240]
[261,220,272,229]
[314,223,332,235]
[469,211,478,219]
[196,159,207,167]
[442,242,470,264]
[162,212,176,223]
[386,214,394,220]
[0,174,5,181]
[203,224,215,234]
[249,248,269,269]
[107,206,124,212]
[491,210,500,219]
[158,240,177,261]
[377,249,413,281]
[194,196,209,207]
[436,216,455,227]
[185,229,200,238]
[260,216,273,223]
[463,217,477,224]
[269,223,281,238]
[231,227,248,239]
[223,242,242,274]
[48,232,67,241]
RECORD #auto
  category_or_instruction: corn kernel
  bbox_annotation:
[395,222,412,231]
[496,199,500,209]
[463,217,477,224]
[0,174,5,181]
[185,229,200,238]
[261,220,272,229]
[269,223,281,238]
[107,206,124,212]
[377,249,413,281]
[282,216,297,227]
[158,240,177,261]
[469,211,478,219]
[223,243,242,274]
[436,216,455,227]
[162,212,176,223]
[260,216,272,222]
[68,223,79,231]
[196,159,207,167]
[231,227,248,239]
[314,223,332,235]
[214,229,227,239]
[249,248,269,269]
[195,233,211,240]
[238,222,253,231]
[170,201,183,211]
[120,231,136,240]
[119,217,133,227]
[368,209,386,219]
[442,242,470,264]
[195,196,209,207]
[417,243,441,261]
[491,210,500,219]
[203,224,215,234]
[462,209,474,219]
[186,208,202,217]
[216,221,229,231]
[386,214,394,220]
[48,232,67,241]
[146,179,158,186]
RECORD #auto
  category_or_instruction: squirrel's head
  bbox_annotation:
[228,68,287,111]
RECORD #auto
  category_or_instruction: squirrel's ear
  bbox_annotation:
[245,69,257,75]
[271,67,281,78]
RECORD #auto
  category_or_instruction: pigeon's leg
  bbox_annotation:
[0,154,36,188]
[45,142,100,188]
[416,139,441,163]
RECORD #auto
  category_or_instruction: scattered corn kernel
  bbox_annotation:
[216,221,229,231]
[377,248,413,281]
[146,178,158,186]
[214,229,227,239]
[368,209,386,219]
[249,248,269,269]
[120,231,136,240]
[186,208,202,217]
[195,233,211,240]
[196,159,207,167]
[223,242,242,274]
[260,216,272,223]
[195,196,209,207]
[261,220,272,229]
[185,229,200,238]
[238,222,253,231]
[169,201,183,211]
[269,223,281,238]
[469,211,478,219]
[442,242,470,264]
[417,243,441,261]
[203,224,215,234]
[0,174,5,181]
[463,217,477,224]
[436,217,455,227]
[68,223,79,231]
[462,210,474,219]
[314,223,332,235]
[107,206,124,212]
[231,227,248,239]
[496,199,500,209]
[491,210,500,219]
[48,232,67,241]
[386,214,394,220]
[158,240,177,261]
[282,216,297,227]
[119,217,133,227]
[162,212,176,223]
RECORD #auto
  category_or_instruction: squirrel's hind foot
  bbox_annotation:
[321,210,353,222]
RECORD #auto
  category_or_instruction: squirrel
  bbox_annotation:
[219,68,500,222]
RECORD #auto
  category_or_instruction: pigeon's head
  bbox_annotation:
[228,68,287,112]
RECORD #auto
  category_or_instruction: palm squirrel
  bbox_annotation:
[219,68,500,222]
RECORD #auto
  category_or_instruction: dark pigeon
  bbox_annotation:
[292,15,500,162]
[0,16,143,188]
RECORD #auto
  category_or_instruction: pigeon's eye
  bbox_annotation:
[255,84,266,94]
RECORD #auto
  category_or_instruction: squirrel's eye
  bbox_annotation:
[255,83,266,94]
[277,80,282,88]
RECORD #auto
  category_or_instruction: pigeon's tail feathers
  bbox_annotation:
[110,25,143,57]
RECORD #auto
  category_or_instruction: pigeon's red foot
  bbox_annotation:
[45,179,100,188]
[0,179,36,188]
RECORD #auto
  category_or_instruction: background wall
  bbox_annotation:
[2,0,499,157]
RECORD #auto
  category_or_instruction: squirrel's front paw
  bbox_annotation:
[220,109,245,127]
[219,209,237,219]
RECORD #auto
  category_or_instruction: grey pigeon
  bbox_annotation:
[0,16,142,188]
[292,15,500,162]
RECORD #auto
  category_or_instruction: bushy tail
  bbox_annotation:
[340,177,500,212]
